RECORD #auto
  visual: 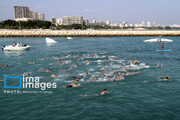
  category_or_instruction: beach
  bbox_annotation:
[1,29,180,37]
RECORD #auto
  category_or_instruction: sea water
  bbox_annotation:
[0,37,180,120]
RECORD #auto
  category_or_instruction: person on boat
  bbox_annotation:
[20,42,23,47]
[17,42,20,47]
[1,45,5,51]
[13,42,16,47]
[100,89,107,96]
[164,76,169,81]
[162,43,165,50]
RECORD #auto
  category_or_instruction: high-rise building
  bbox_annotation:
[141,21,145,27]
[14,6,45,21]
[50,17,56,24]
[99,20,103,26]
[14,6,30,19]
[63,16,83,25]
[147,21,151,27]
[56,18,63,25]
[152,22,156,27]
[91,19,96,25]
[83,19,89,25]
[106,20,110,26]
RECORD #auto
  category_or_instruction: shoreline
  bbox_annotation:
[1,29,180,37]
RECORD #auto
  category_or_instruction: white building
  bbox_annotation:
[14,6,45,21]
[56,18,63,25]
[83,18,89,25]
[106,20,110,26]
[63,16,83,25]
[147,21,151,27]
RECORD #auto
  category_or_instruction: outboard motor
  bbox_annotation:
[1,45,5,51]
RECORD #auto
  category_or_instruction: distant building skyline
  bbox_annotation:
[1,0,180,25]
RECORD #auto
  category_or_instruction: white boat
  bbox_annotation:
[144,38,173,42]
[46,37,58,44]
[67,37,73,40]
[2,45,31,51]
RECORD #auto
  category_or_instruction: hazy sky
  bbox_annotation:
[0,0,179,25]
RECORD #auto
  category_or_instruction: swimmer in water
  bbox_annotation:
[84,72,88,75]
[40,68,46,72]
[0,80,4,82]
[164,76,169,81]
[46,69,50,73]
[0,65,9,68]
[28,62,35,65]
[75,79,80,83]
[67,68,73,72]
[73,64,78,68]
[50,74,57,78]
[155,65,162,68]
[93,76,97,81]
[66,83,79,88]
[100,89,107,96]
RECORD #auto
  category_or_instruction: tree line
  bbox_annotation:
[0,19,179,30]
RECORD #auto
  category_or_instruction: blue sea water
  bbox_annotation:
[0,37,180,120]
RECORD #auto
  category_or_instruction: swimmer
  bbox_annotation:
[101,67,108,71]
[0,80,4,82]
[28,62,35,65]
[86,60,91,65]
[46,69,50,73]
[104,73,109,76]
[52,57,57,59]
[41,58,46,60]
[164,76,169,81]
[67,68,73,72]
[75,79,80,83]
[40,68,46,72]
[73,64,78,68]
[133,71,141,74]
[50,74,57,78]
[84,72,88,75]
[100,89,107,96]
[0,65,9,68]
[155,65,162,68]
[93,76,97,81]
[66,83,79,88]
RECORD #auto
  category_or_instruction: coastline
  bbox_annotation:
[1,29,180,37]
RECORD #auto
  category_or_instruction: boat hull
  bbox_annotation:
[3,45,31,51]
[144,38,173,42]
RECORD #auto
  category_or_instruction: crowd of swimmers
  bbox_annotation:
[0,52,171,96]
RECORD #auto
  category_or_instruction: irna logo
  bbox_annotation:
[4,75,57,90]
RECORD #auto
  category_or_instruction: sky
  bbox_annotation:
[0,0,180,25]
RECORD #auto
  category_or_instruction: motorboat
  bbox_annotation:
[144,38,173,42]
[2,45,31,51]
[67,37,73,39]
[46,37,58,44]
